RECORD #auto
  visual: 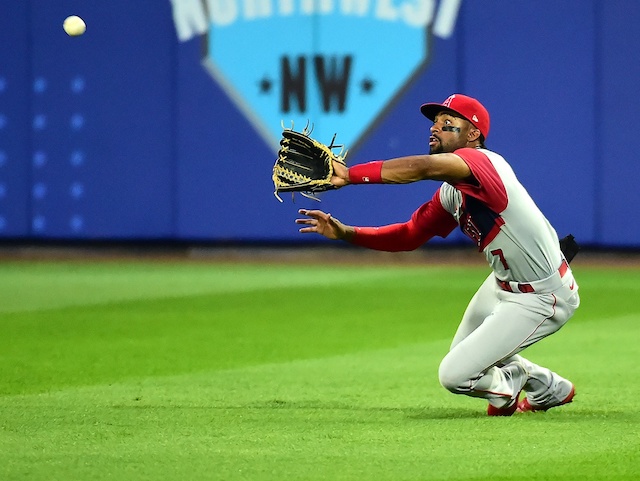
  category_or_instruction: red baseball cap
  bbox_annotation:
[420,94,490,139]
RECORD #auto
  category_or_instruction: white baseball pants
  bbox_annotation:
[438,267,580,408]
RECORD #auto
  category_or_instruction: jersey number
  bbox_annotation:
[491,249,510,270]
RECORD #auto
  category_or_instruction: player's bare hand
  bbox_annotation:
[296,209,352,240]
[331,160,349,188]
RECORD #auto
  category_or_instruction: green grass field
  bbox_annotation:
[1,257,639,480]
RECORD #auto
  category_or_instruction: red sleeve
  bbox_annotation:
[452,148,508,213]
[351,189,457,252]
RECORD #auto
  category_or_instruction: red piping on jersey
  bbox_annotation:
[451,148,509,250]
[452,148,509,214]
[479,216,506,250]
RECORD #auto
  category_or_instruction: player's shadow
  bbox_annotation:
[113,400,485,419]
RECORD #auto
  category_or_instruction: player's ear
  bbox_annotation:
[467,127,481,143]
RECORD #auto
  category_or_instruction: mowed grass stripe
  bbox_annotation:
[0,263,482,395]
[1,261,639,395]
[1,313,639,481]
[0,261,485,313]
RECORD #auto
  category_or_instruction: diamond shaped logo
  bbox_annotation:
[171,0,463,152]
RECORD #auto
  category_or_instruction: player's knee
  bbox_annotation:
[438,358,469,394]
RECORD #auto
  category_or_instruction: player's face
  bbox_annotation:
[429,113,473,154]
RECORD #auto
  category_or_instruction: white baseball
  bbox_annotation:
[63,16,86,37]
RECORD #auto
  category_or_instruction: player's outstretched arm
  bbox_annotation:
[296,209,355,241]
[335,153,472,187]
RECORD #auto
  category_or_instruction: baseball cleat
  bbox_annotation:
[516,384,575,413]
[487,361,529,417]
[487,391,522,417]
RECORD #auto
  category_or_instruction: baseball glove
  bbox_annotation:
[272,124,347,202]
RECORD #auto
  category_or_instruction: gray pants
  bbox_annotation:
[438,269,580,408]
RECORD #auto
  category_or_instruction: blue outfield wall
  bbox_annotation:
[0,0,637,247]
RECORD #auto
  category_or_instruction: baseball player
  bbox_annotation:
[296,94,580,415]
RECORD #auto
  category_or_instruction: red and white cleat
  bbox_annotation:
[517,384,575,413]
[487,392,522,417]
